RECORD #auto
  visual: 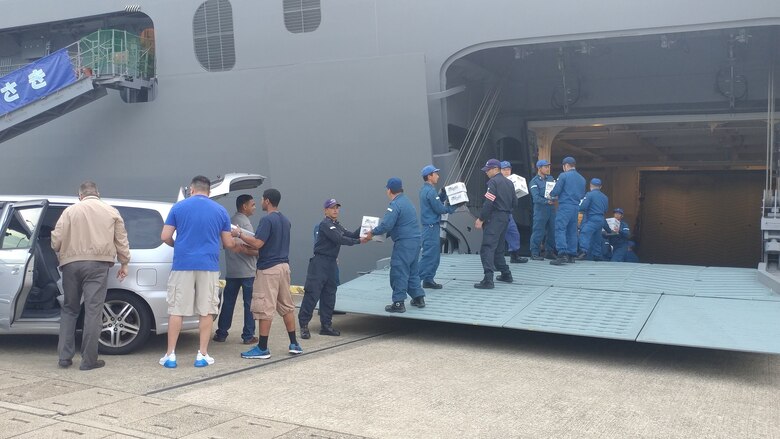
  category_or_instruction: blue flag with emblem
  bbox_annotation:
[0,48,77,116]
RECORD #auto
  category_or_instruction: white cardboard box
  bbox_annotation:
[606,217,620,232]
[507,174,529,198]
[360,216,383,242]
[544,181,556,199]
[444,182,469,205]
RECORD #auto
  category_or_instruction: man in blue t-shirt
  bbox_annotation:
[159,175,236,369]
[236,188,303,359]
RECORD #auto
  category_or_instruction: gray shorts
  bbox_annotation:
[167,270,220,316]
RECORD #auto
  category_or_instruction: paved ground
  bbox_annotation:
[0,298,778,438]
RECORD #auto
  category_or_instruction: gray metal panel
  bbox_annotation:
[637,295,780,354]
[622,264,705,295]
[504,287,661,340]
[692,267,780,301]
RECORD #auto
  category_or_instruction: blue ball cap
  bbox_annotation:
[324,198,341,209]
[500,160,512,169]
[421,165,440,177]
[536,159,550,168]
[591,178,602,186]
[481,158,501,172]
[386,177,403,191]
[614,207,624,214]
[562,156,576,165]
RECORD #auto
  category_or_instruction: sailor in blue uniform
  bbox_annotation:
[529,159,556,260]
[474,159,516,289]
[605,207,632,262]
[366,177,425,313]
[418,165,457,289]
[577,178,609,260]
[499,161,528,264]
[299,199,365,339]
[549,156,586,265]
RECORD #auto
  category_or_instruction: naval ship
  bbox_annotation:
[1,0,780,354]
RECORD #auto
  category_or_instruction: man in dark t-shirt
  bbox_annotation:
[234,188,302,359]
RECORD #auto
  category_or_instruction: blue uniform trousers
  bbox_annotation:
[505,215,520,252]
[216,277,256,342]
[480,213,510,275]
[530,206,555,256]
[579,216,605,260]
[611,245,628,262]
[390,239,425,303]
[299,255,338,326]
[418,223,441,283]
[555,204,579,256]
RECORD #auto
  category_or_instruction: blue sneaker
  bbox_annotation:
[159,352,177,368]
[194,351,215,367]
[241,346,270,359]
[288,342,303,355]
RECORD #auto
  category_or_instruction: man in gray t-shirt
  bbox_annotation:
[214,194,259,344]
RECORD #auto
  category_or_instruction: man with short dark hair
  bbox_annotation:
[365,177,425,313]
[549,157,586,265]
[159,175,236,368]
[418,164,457,289]
[238,189,303,359]
[299,198,367,339]
[474,159,516,289]
[52,181,130,370]
[529,159,556,260]
[214,194,259,345]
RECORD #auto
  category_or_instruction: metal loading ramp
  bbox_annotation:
[334,254,780,354]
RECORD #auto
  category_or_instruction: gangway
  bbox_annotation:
[0,29,154,143]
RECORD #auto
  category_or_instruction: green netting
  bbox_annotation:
[78,29,154,79]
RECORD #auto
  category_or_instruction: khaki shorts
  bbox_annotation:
[167,270,220,316]
[251,263,295,320]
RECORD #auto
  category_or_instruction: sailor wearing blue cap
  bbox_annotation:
[499,161,528,264]
[298,198,366,339]
[549,157,586,265]
[366,178,426,313]
[576,178,609,260]
[605,207,632,262]
[474,159,516,289]
[418,165,457,289]
[529,159,556,260]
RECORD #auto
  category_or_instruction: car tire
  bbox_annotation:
[98,290,152,355]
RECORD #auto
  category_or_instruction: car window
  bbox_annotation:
[115,206,164,249]
[1,207,43,249]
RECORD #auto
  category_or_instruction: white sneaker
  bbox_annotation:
[159,352,177,368]
[194,350,215,367]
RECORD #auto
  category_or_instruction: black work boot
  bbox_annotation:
[550,255,567,266]
[422,280,443,289]
[319,324,341,336]
[300,324,311,339]
[385,301,406,313]
[496,272,513,283]
[509,252,529,263]
[410,296,426,308]
[474,274,495,289]
[566,254,576,263]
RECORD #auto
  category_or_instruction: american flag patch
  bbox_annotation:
[484,191,496,201]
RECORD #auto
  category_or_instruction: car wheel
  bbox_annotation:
[98,290,152,355]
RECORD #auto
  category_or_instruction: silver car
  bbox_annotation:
[0,173,264,354]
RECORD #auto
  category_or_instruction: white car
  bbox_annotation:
[0,173,264,354]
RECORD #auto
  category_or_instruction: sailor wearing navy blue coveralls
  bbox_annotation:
[499,161,528,264]
[365,178,426,313]
[418,165,457,289]
[549,156,586,265]
[529,159,556,261]
[474,159,516,289]
[606,207,632,262]
[298,198,366,339]
[577,178,609,260]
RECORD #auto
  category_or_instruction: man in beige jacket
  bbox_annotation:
[52,181,130,370]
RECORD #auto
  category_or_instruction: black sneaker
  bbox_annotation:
[567,254,576,263]
[300,324,311,339]
[530,254,545,261]
[510,256,529,263]
[319,325,341,336]
[422,280,443,289]
[212,334,226,342]
[410,296,426,308]
[58,359,72,368]
[79,359,105,371]
[474,275,495,289]
[544,252,557,260]
[496,273,513,283]
[385,301,406,313]
[550,256,567,266]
